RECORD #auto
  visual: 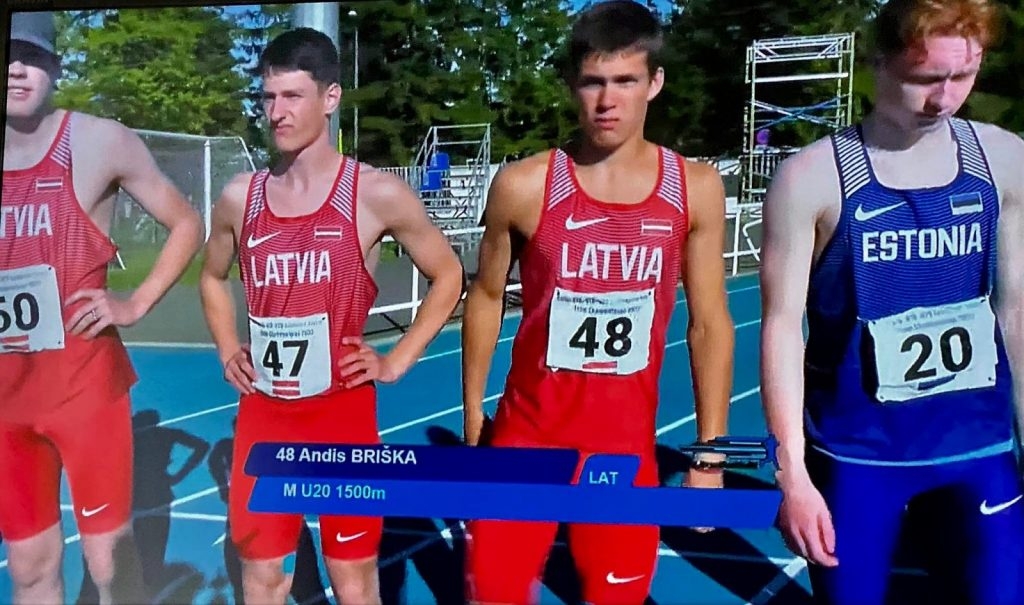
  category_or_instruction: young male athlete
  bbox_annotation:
[199,27,463,605]
[760,0,1024,603]
[1,10,203,605]
[461,2,735,603]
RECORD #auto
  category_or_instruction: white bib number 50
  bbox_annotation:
[546,287,654,375]
[867,295,997,403]
[249,313,331,399]
[0,264,64,354]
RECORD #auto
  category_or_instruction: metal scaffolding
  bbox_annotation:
[726,33,856,275]
[740,33,856,203]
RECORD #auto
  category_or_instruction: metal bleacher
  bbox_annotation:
[410,123,494,234]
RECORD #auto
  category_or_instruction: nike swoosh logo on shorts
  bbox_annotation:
[247,232,281,248]
[336,531,368,543]
[606,572,644,585]
[565,215,609,230]
[854,202,905,222]
[81,504,109,517]
[980,494,1023,515]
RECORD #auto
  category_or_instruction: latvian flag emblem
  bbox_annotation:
[272,379,300,398]
[35,177,64,192]
[314,225,343,239]
[641,219,673,235]
[1,335,30,352]
[582,360,617,371]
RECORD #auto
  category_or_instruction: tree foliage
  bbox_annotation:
[51,0,1024,166]
[54,8,249,137]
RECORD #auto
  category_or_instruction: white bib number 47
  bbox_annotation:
[868,295,997,403]
[249,313,331,399]
[0,264,64,354]
[546,287,654,375]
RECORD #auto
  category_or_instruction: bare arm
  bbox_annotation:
[996,198,1024,439]
[759,146,831,485]
[461,163,534,443]
[681,161,734,443]
[986,128,1024,438]
[362,171,464,377]
[105,121,203,316]
[198,174,249,369]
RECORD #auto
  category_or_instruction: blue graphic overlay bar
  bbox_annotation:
[245,443,583,484]
[248,478,781,528]
[244,440,783,528]
[579,454,641,487]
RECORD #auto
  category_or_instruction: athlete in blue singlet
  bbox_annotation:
[759,0,1024,603]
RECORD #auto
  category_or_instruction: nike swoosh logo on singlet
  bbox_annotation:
[565,215,609,230]
[854,202,905,222]
[247,232,281,248]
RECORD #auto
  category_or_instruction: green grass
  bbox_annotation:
[107,244,230,291]
[108,241,403,291]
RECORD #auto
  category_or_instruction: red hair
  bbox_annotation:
[874,0,1003,57]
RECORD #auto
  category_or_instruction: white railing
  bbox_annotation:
[370,202,762,324]
[366,154,762,325]
[369,226,523,322]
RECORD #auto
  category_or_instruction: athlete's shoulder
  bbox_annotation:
[477,151,552,228]
[216,171,258,217]
[353,160,422,216]
[680,156,721,190]
[970,121,1024,198]
[770,135,842,202]
[781,132,841,171]
[489,150,551,203]
[355,159,411,193]
[493,149,552,188]
[970,121,1024,171]
[967,119,1022,146]
[69,112,141,149]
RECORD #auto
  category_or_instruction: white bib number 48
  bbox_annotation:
[868,295,997,403]
[546,287,654,375]
[0,264,64,354]
[249,313,331,399]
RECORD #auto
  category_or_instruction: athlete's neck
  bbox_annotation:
[570,134,652,169]
[3,107,61,169]
[273,134,342,190]
[861,112,950,152]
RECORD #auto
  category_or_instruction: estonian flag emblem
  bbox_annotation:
[949,192,983,216]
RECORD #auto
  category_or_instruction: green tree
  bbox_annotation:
[480,0,578,161]
[228,3,293,166]
[337,0,444,165]
[339,0,577,167]
[963,0,1024,132]
[54,8,249,138]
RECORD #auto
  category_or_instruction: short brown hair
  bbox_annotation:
[873,0,1003,58]
[564,0,663,81]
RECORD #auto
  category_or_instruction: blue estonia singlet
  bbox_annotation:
[804,118,1015,465]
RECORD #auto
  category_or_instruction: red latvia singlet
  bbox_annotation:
[496,147,688,454]
[0,111,136,423]
[237,157,378,400]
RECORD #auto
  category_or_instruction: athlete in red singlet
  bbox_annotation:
[199,28,463,605]
[461,3,735,604]
[1,11,203,605]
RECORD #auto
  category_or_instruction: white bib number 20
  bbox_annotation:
[0,264,64,354]
[546,287,654,375]
[868,295,997,403]
[249,313,331,399]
